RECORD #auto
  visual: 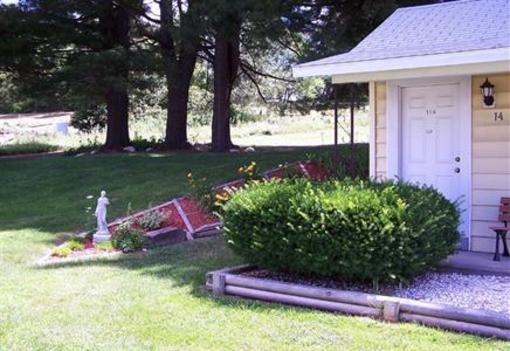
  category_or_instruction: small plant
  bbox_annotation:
[51,237,86,258]
[238,161,261,182]
[186,172,215,212]
[66,238,86,251]
[306,152,343,179]
[281,162,303,179]
[306,150,369,180]
[126,202,133,217]
[51,246,72,258]
[111,222,145,252]
[214,185,239,212]
[95,241,113,251]
[137,209,166,231]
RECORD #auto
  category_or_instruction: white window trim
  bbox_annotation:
[386,76,472,248]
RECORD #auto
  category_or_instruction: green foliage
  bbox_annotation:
[186,172,215,212]
[306,146,369,179]
[237,161,262,182]
[222,179,460,283]
[95,240,113,251]
[111,222,146,252]
[0,142,59,156]
[65,238,86,251]
[130,136,164,151]
[2,149,500,349]
[51,246,72,258]
[281,162,304,179]
[137,209,166,231]
[70,105,107,132]
[51,237,85,257]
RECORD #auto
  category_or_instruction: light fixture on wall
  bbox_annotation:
[480,78,495,108]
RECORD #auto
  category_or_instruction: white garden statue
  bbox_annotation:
[93,190,111,243]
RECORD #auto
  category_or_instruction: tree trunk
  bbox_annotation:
[165,82,191,149]
[101,1,131,150]
[159,0,198,150]
[161,55,196,149]
[104,87,130,149]
[211,26,240,152]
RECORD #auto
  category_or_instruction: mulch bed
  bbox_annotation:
[105,160,330,242]
[242,269,395,295]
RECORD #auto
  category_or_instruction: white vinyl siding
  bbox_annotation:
[470,73,510,252]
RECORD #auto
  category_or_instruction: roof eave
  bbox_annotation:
[292,47,510,82]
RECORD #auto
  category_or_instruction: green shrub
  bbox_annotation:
[222,179,459,283]
[137,209,166,230]
[111,222,146,252]
[130,136,164,151]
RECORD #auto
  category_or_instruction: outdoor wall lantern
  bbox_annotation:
[480,78,495,108]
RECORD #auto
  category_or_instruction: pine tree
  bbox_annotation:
[0,0,144,149]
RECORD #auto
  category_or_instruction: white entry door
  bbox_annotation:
[401,83,467,234]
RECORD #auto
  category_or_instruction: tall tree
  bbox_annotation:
[159,0,202,149]
[100,1,132,148]
[132,0,205,149]
[0,0,142,150]
[210,15,241,151]
[207,0,293,152]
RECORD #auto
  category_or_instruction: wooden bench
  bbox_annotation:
[491,197,510,261]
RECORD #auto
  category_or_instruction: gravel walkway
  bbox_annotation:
[242,270,510,314]
[394,272,510,314]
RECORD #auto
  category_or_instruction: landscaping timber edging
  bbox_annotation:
[206,266,510,340]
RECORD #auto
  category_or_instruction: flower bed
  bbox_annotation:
[36,238,122,266]
[40,159,330,264]
[108,197,222,241]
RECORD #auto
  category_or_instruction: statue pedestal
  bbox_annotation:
[93,232,111,243]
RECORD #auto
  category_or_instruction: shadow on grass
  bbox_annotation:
[36,236,236,293]
[28,234,501,346]
[34,235,328,317]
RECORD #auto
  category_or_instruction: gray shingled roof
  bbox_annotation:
[298,0,510,68]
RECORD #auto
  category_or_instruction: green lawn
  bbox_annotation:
[0,146,506,350]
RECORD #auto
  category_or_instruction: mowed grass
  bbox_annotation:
[0,146,506,350]
[0,141,59,156]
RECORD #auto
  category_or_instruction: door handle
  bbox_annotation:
[454,167,461,173]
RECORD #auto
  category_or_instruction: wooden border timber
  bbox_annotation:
[207,266,510,340]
